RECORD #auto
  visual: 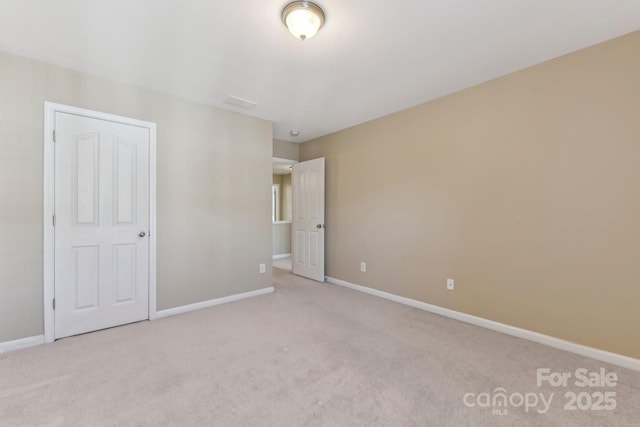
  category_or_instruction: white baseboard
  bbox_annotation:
[0,335,45,353]
[1,288,275,351]
[326,276,640,372]
[155,287,275,319]
[273,253,292,260]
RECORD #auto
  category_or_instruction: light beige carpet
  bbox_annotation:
[1,268,639,426]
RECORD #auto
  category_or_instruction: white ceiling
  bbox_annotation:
[0,1,639,143]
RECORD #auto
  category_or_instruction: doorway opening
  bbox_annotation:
[272,157,296,271]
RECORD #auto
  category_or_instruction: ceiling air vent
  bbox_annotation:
[224,95,258,110]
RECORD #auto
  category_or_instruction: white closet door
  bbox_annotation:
[54,112,150,339]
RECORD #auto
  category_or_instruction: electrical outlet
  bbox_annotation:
[360,262,366,272]
[447,278,455,291]
[259,263,266,274]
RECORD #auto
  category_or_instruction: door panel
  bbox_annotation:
[113,243,137,304]
[296,230,306,263]
[114,139,137,224]
[55,112,150,339]
[74,134,100,225]
[72,245,100,310]
[292,157,325,282]
[309,232,319,267]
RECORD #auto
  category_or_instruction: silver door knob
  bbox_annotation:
[138,231,146,237]
[316,224,324,229]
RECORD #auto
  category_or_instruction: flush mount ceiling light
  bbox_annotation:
[282,1,325,41]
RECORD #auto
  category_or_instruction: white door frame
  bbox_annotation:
[43,102,157,343]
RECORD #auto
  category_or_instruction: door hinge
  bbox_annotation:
[52,214,56,227]
[53,130,56,142]
[53,298,56,310]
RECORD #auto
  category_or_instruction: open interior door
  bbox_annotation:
[292,157,325,282]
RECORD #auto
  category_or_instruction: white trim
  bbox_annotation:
[148,123,157,320]
[272,183,280,222]
[43,102,158,342]
[43,104,56,344]
[155,287,275,319]
[273,220,292,225]
[273,253,292,260]
[0,335,45,353]
[326,276,640,372]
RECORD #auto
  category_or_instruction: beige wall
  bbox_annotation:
[272,223,292,256]
[273,139,299,161]
[0,51,273,343]
[281,173,293,221]
[300,31,640,359]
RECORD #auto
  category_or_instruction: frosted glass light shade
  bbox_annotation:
[282,1,325,41]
